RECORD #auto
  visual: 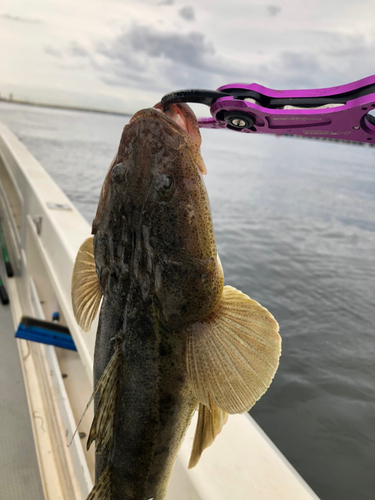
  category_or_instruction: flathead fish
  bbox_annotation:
[71,103,281,500]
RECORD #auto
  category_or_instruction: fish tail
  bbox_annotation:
[86,466,111,500]
[87,343,122,453]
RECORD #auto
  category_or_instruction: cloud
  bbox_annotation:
[158,0,174,4]
[179,6,195,21]
[80,25,323,93]
[276,51,321,86]
[45,45,64,58]
[267,5,281,17]
[0,13,41,23]
[58,24,375,106]
[127,27,213,68]
[69,41,89,58]
[92,25,225,90]
[256,32,375,89]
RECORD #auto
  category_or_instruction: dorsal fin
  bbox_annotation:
[70,343,122,458]
[71,236,103,332]
[87,345,122,453]
[86,466,111,500]
[186,285,281,465]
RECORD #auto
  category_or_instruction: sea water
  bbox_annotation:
[1,101,374,500]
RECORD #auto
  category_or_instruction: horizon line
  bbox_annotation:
[0,97,132,117]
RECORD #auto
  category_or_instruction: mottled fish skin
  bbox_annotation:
[72,103,281,499]
[92,107,223,499]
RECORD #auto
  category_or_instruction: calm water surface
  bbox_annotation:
[1,102,374,500]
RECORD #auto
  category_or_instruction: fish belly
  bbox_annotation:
[93,294,197,500]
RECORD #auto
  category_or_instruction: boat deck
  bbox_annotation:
[0,259,44,499]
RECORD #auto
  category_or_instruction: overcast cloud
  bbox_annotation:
[1,0,375,113]
[179,6,195,21]
[0,13,42,23]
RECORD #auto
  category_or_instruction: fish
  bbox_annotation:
[71,102,281,500]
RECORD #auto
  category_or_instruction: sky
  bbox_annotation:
[1,0,375,114]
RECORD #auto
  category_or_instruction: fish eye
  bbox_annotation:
[155,174,174,197]
[111,162,126,183]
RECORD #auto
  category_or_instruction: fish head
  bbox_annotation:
[92,104,223,331]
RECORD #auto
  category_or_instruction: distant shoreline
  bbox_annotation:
[0,97,132,117]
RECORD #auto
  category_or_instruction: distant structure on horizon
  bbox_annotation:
[0,92,131,117]
[0,93,14,101]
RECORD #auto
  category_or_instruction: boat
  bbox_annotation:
[0,120,320,499]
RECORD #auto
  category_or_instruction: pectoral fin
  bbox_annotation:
[71,236,103,332]
[187,285,281,465]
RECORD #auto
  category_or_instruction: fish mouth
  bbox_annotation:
[130,104,207,175]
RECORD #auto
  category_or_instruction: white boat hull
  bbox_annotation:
[0,122,320,500]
